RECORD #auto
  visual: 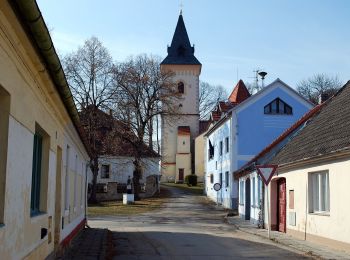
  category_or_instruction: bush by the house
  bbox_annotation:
[185,174,198,186]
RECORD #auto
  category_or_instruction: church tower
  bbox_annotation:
[161,12,201,182]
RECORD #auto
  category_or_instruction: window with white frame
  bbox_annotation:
[74,155,78,209]
[309,171,330,213]
[101,164,110,178]
[239,181,244,204]
[219,141,223,155]
[0,87,10,224]
[257,176,262,207]
[64,145,70,211]
[225,137,229,153]
[225,171,229,187]
[210,174,214,184]
[252,177,256,207]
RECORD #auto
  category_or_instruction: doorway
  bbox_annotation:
[245,178,251,220]
[178,169,184,183]
[277,178,286,232]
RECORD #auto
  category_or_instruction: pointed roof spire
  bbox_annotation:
[161,13,201,65]
[228,79,251,104]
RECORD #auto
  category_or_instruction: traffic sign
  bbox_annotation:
[256,165,278,185]
[213,183,221,191]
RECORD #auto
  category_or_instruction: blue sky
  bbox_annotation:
[37,0,350,94]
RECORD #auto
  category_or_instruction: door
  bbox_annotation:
[277,178,286,232]
[178,169,184,182]
[245,178,251,220]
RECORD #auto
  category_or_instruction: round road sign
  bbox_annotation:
[213,183,221,191]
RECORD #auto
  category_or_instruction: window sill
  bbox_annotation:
[30,211,46,218]
[309,212,330,216]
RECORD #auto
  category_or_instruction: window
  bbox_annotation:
[208,140,214,160]
[30,126,49,216]
[219,173,223,186]
[215,161,217,170]
[264,98,292,115]
[257,176,261,207]
[225,171,229,187]
[178,82,184,94]
[252,177,256,207]
[289,190,294,209]
[65,145,70,211]
[101,164,110,179]
[0,86,10,224]
[219,141,223,155]
[239,181,244,204]
[225,137,229,153]
[74,155,78,209]
[210,174,214,184]
[309,171,329,213]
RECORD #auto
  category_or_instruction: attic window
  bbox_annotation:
[264,98,292,115]
[178,82,184,94]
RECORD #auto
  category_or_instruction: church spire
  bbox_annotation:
[161,13,201,65]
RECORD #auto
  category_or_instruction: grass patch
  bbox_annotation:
[161,182,204,195]
[88,188,171,217]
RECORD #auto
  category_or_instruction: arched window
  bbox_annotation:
[178,82,184,94]
[264,98,292,115]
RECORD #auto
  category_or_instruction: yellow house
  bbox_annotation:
[0,1,91,259]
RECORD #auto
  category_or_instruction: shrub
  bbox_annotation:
[185,174,198,186]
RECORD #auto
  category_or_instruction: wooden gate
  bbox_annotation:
[277,178,286,232]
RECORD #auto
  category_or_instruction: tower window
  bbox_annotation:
[178,82,184,94]
[264,98,292,115]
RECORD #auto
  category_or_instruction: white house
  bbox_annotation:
[205,79,313,209]
[234,104,324,224]
[0,1,91,259]
[263,82,350,253]
[81,107,160,200]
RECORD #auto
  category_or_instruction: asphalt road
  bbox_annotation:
[88,185,310,260]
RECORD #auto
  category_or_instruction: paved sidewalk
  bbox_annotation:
[57,228,109,260]
[226,216,350,260]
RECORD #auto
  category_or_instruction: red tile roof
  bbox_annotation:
[234,103,323,179]
[228,79,251,104]
[178,126,191,135]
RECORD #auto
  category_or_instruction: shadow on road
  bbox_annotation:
[108,230,310,259]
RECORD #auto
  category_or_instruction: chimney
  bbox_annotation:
[318,93,329,104]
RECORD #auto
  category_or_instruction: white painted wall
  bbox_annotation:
[90,156,160,185]
[205,118,232,208]
[266,158,350,250]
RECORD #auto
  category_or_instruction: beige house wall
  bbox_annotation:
[161,64,200,182]
[0,3,89,259]
[268,156,350,252]
[194,132,206,182]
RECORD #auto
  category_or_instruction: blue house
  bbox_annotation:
[204,78,313,209]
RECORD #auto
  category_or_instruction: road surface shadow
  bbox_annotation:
[108,231,311,260]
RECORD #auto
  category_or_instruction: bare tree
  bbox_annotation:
[199,81,228,119]
[297,74,343,104]
[62,36,116,203]
[112,54,178,199]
